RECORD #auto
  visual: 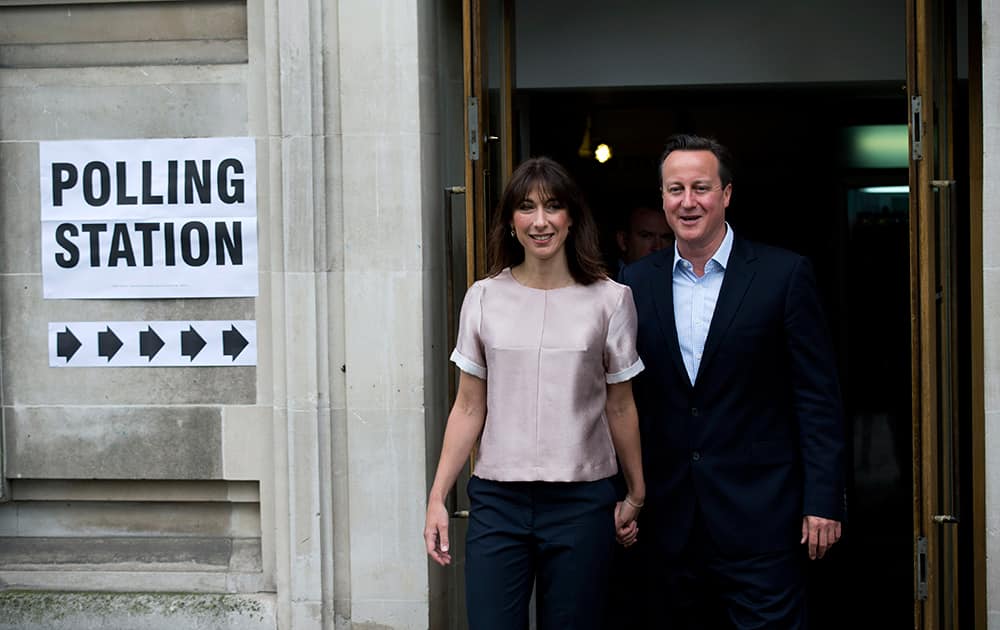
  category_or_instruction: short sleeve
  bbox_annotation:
[450,281,487,379]
[604,285,644,384]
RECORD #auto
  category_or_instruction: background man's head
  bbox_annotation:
[617,204,673,264]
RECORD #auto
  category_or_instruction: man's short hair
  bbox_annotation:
[658,134,734,188]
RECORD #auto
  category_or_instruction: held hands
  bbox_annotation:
[615,496,642,547]
[424,500,452,566]
[800,514,842,560]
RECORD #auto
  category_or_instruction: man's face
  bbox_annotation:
[617,208,672,263]
[660,150,731,255]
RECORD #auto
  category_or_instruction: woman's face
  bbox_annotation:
[511,186,573,264]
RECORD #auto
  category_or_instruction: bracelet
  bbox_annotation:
[624,495,644,509]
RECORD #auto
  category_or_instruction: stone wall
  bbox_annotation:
[982,2,1000,626]
[0,1,451,628]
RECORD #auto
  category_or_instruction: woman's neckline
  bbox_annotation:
[505,266,579,291]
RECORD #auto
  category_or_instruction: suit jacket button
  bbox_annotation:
[692,451,701,461]
[691,407,699,416]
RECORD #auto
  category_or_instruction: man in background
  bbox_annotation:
[616,203,672,269]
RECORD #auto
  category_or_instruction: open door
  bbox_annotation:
[462,0,515,282]
[447,1,986,628]
[441,4,516,627]
[906,0,976,626]
[460,0,515,474]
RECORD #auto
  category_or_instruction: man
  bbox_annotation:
[619,134,845,629]
[617,203,673,265]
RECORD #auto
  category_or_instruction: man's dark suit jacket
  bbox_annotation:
[620,234,845,557]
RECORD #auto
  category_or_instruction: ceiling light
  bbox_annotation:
[595,143,612,163]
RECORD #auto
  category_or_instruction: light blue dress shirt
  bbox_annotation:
[673,224,735,385]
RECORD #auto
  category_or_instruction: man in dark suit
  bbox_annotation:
[619,134,845,629]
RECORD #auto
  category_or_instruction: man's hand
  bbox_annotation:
[615,501,639,547]
[800,515,841,560]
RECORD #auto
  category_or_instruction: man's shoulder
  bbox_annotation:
[734,235,806,270]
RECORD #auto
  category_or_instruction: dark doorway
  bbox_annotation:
[516,83,917,628]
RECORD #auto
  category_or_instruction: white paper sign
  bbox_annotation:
[39,138,258,299]
[49,320,257,367]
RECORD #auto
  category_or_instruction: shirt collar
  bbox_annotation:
[673,222,735,272]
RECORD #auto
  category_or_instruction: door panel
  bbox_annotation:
[908,0,961,627]
[445,5,515,628]
[463,0,514,282]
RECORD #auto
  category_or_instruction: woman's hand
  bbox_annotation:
[423,372,486,567]
[606,381,644,548]
[615,500,640,547]
[424,500,452,566]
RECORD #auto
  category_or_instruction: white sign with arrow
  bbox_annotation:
[49,320,256,367]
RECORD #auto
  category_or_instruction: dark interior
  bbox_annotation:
[513,82,926,628]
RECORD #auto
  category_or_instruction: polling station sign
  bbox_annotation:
[40,137,258,299]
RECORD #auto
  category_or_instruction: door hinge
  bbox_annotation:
[916,536,928,600]
[911,96,923,161]
[468,97,480,161]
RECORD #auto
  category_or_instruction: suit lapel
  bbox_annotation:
[696,236,757,382]
[650,252,690,387]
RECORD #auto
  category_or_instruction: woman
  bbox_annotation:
[423,157,645,629]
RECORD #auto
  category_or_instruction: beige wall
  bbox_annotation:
[0,1,451,628]
[983,1,1000,625]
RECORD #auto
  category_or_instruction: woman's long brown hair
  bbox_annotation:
[485,157,607,285]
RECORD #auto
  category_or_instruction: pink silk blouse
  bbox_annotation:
[450,268,644,482]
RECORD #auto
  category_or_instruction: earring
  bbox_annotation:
[510,226,515,237]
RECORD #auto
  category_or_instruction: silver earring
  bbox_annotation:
[510,226,515,237]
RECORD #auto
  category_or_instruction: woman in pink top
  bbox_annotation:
[424,157,646,629]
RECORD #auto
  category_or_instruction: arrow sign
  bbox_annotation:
[181,326,206,360]
[222,325,249,360]
[57,327,82,362]
[97,326,123,361]
[50,321,256,367]
[139,326,165,361]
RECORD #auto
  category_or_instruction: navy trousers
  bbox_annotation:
[636,509,808,630]
[465,475,617,630]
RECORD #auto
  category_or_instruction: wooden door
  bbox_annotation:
[463,0,514,282]
[907,0,962,626]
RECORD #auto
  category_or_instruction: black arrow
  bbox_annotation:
[139,326,165,361]
[181,326,206,360]
[222,325,249,360]
[98,326,123,361]
[57,327,82,362]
